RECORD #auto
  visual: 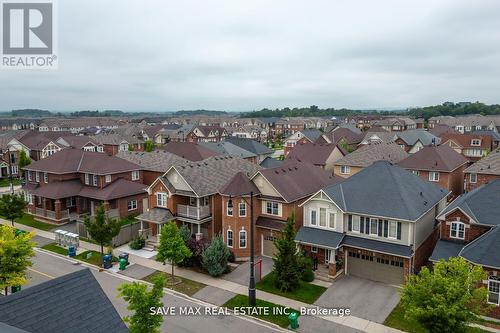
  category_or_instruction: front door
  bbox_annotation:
[325,249,332,264]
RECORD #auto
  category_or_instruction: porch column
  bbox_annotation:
[54,199,61,220]
[196,198,200,219]
[76,197,81,214]
[103,200,110,211]
[42,198,47,217]
[195,223,203,240]
[328,250,337,277]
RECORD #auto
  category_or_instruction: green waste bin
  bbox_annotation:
[119,258,127,271]
[288,312,299,329]
[11,285,21,293]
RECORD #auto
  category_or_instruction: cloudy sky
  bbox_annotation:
[1,0,500,111]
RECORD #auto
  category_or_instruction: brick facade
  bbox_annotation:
[464,173,500,192]
[440,209,490,243]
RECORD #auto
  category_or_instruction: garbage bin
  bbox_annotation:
[68,245,76,258]
[119,258,127,271]
[11,285,21,293]
[102,254,112,269]
[15,229,25,237]
[119,253,129,265]
[288,312,299,329]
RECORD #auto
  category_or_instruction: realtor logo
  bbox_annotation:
[1,0,58,69]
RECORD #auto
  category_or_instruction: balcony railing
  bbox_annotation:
[177,204,211,220]
[32,207,69,221]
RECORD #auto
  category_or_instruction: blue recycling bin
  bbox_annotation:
[68,245,76,257]
[102,254,112,269]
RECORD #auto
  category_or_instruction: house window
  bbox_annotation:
[84,173,90,185]
[189,197,197,206]
[352,216,360,232]
[488,276,500,305]
[239,202,246,217]
[411,170,420,176]
[310,210,317,226]
[35,172,40,182]
[265,201,279,215]
[227,201,233,216]
[470,173,477,183]
[319,208,327,227]
[311,246,318,253]
[328,212,335,229]
[105,174,111,183]
[27,171,32,181]
[92,174,98,186]
[471,139,481,146]
[66,197,76,207]
[156,192,167,207]
[369,218,378,236]
[119,143,129,151]
[340,165,350,175]
[127,200,138,211]
[388,221,398,239]
[450,221,465,239]
[11,165,18,175]
[97,146,104,152]
[239,230,247,248]
[43,172,48,183]
[28,193,33,204]
[227,230,233,248]
[131,171,140,181]
[429,171,439,182]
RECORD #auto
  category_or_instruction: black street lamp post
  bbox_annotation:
[228,191,256,306]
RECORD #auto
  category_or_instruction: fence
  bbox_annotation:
[76,219,142,247]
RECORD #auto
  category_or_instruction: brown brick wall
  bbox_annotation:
[465,173,500,192]
[440,210,491,243]
[413,227,439,273]
[115,193,147,218]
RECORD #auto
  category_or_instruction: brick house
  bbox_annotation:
[283,129,323,156]
[185,125,228,143]
[90,133,144,155]
[398,144,468,197]
[286,142,346,173]
[162,142,221,162]
[441,133,492,162]
[393,129,440,153]
[22,148,148,224]
[297,161,449,283]
[430,180,500,318]
[219,162,339,260]
[463,149,500,192]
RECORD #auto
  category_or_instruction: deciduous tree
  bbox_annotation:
[156,221,191,281]
[273,214,300,291]
[18,150,31,178]
[0,193,26,226]
[144,140,154,152]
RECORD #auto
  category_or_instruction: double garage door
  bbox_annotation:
[346,252,404,285]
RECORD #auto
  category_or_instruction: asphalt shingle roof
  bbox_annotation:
[395,129,440,146]
[117,150,189,172]
[429,239,464,262]
[162,142,221,161]
[225,137,273,155]
[259,156,283,168]
[324,160,448,221]
[0,269,128,333]
[335,142,409,167]
[464,149,500,175]
[295,226,344,249]
[398,144,468,172]
[342,235,413,257]
[199,141,257,159]
[286,142,342,166]
[460,227,500,269]
[136,207,174,224]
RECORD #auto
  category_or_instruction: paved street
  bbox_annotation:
[27,249,285,333]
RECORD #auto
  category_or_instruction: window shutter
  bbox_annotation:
[378,221,383,236]
[360,217,364,233]
[365,218,370,234]
[397,222,402,240]
[348,215,352,231]
[383,220,388,238]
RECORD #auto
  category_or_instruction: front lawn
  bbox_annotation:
[223,294,299,328]
[256,271,326,304]
[0,178,21,187]
[143,271,206,297]
[1,213,56,231]
[41,242,69,256]
[384,302,489,333]
[75,250,118,266]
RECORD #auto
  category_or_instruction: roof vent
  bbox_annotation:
[274,170,279,174]
[419,191,423,196]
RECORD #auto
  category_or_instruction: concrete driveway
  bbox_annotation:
[223,256,273,285]
[314,275,400,323]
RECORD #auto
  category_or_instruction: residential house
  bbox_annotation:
[225,138,273,163]
[430,180,500,318]
[90,133,144,155]
[219,162,339,260]
[0,118,39,131]
[371,117,417,132]
[56,136,103,152]
[286,142,346,173]
[393,129,441,153]
[0,131,28,179]
[154,124,193,144]
[441,133,492,161]
[137,156,260,246]
[297,161,448,283]
[283,129,323,156]
[162,142,221,162]
[230,125,268,142]
[259,156,283,169]
[428,115,498,133]
[359,131,395,146]
[7,130,73,161]
[185,125,228,142]
[429,124,458,137]
[333,142,409,178]
[463,149,500,192]
[22,148,148,223]
[398,145,468,197]
[199,141,258,163]
[318,127,363,152]
[38,117,122,133]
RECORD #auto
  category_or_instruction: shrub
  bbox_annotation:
[179,238,208,267]
[297,253,314,282]
[202,235,231,277]
[302,267,315,282]
[228,250,235,263]
[129,236,145,250]
[179,224,192,243]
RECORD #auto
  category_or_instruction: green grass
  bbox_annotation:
[119,213,139,227]
[223,294,298,328]
[384,302,490,333]
[256,271,326,304]
[142,271,206,297]
[0,178,21,187]
[75,250,118,266]
[41,242,68,255]
[3,213,56,231]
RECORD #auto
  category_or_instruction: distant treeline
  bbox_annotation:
[407,102,500,120]
[11,109,52,117]
[174,110,228,116]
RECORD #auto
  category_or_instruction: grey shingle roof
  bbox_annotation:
[342,235,413,257]
[225,138,273,155]
[398,144,468,172]
[295,226,344,249]
[324,160,448,221]
[438,179,500,226]
[429,239,464,262]
[464,149,500,175]
[300,129,323,142]
[395,129,440,146]
[136,207,173,224]
[0,269,128,333]
[90,133,143,145]
[219,171,260,196]
[117,150,189,172]
[259,156,283,168]
[460,226,500,269]
[335,142,409,167]
[199,141,257,159]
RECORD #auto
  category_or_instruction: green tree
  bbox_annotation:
[0,225,35,295]
[144,140,154,152]
[18,150,31,178]
[128,144,135,151]
[156,221,191,281]
[118,274,165,333]
[202,235,231,277]
[83,205,121,266]
[273,214,300,292]
[0,193,26,226]
[401,257,490,333]
[179,224,191,243]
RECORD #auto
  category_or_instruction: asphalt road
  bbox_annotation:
[26,249,285,333]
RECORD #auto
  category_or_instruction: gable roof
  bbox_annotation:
[323,160,448,221]
[335,142,409,168]
[0,269,128,333]
[257,161,340,202]
[464,149,500,175]
[286,142,343,166]
[259,156,283,168]
[225,137,273,155]
[398,144,468,172]
[219,171,260,196]
[460,226,500,269]
[322,127,363,145]
[429,124,458,137]
[395,129,440,146]
[441,133,492,149]
[117,150,189,172]
[300,129,323,142]
[438,179,500,226]
[162,142,221,161]
[199,141,257,159]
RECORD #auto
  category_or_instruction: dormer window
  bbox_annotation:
[450,221,465,239]
[471,139,481,146]
[131,171,140,181]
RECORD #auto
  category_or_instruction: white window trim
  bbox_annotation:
[227,229,233,248]
[352,218,360,233]
[388,221,398,239]
[92,174,98,186]
[227,201,233,216]
[429,171,439,182]
[35,172,40,182]
[471,139,481,146]
[131,171,140,181]
[127,200,138,211]
[450,221,465,240]
[84,173,89,185]
[156,192,167,207]
[105,175,112,183]
[340,165,351,175]
[239,230,247,248]
[487,277,500,305]
[469,173,477,184]
[311,246,318,253]
[43,172,48,183]
[370,218,379,236]
[265,201,280,216]
[238,202,246,217]
[310,209,317,226]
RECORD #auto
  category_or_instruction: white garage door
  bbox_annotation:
[346,251,404,285]
[262,235,278,258]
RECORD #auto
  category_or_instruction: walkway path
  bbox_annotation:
[3,218,403,333]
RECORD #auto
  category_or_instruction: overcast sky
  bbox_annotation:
[1,0,500,112]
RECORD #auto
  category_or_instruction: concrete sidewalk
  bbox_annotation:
[3,218,403,333]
